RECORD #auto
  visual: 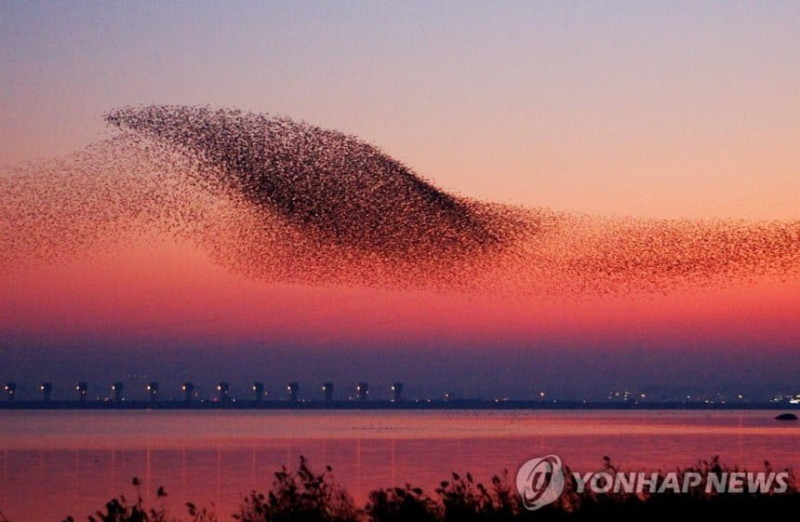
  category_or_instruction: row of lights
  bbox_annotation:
[2,381,405,402]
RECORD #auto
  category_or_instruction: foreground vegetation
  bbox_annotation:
[55,456,800,522]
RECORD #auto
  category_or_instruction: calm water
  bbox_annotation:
[1,410,798,521]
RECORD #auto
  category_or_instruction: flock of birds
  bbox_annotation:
[1,105,798,296]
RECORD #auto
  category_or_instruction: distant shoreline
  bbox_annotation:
[1,400,798,411]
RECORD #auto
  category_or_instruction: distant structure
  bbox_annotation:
[39,382,53,402]
[322,382,334,402]
[147,382,159,402]
[287,382,299,402]
[217,382,231,402]
[252,382,264,401]
[444,391,455,402]
[391,382,403,402]
[76,382,88,402]
[182,382,195,403]
[4,382,16,401]
[111,382,124,402]
[356,382,369,401]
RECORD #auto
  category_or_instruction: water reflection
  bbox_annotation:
[1,411,798,521]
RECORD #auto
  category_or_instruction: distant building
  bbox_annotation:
[322,382,334,402]
[217,382,231,402]
[111,382,124,402]
[356,382,369,401]
[181,382,195,403]
[444,391,455,402]
[391,383,403,402]
[76,382,88,402]
[147,382,159,402]
[4,382,16,401]
[40,382,53,402]
[287,382,299,402]
[253,382,265,401]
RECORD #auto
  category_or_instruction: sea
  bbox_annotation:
[1,410,798,521]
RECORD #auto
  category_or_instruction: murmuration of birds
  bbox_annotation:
[1,105,798,296]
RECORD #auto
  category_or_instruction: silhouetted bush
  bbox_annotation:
[62,478,217,522]
[62,478,170,522]
[435,471,519,522]
[366,484,438,522]
[233,456,358,522]
[60,456,800,522]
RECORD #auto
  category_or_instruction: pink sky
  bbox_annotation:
[1,3,798,219]
[1,2,799,399]
[3,237,798,351]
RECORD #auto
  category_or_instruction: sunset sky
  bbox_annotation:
[1,1,799,400]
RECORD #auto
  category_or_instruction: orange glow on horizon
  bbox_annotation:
[3,237,798,354]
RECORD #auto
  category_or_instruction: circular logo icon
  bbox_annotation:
[516,454,565,511]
